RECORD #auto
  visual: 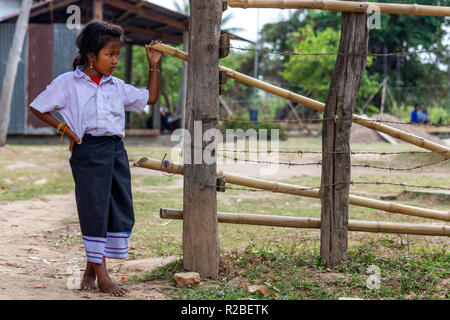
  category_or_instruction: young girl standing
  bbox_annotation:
[29,21,162,296]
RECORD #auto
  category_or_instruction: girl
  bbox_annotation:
[29,21,162,297]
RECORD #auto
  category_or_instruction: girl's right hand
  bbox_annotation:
[66,128,81,153]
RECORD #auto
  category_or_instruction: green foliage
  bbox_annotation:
[280,26,379,108]
[258,3,450,119]
[429,106,450,124]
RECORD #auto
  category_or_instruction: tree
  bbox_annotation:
[280,26,379,113]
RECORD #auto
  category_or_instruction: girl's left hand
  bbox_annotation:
[145,40,163,67]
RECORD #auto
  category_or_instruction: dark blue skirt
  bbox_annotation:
[69,133,134,263]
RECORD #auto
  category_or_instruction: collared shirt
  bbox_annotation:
[29,65,149,142]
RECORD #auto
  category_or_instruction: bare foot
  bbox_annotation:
[92,258,128,297]
[97,276,128,297]
[81,261,96,291]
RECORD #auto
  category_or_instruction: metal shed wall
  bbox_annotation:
[26,23,54,132]
[0,23,28,135]
[1,23,80,135]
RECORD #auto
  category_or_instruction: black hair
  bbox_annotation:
[72,21,124,71]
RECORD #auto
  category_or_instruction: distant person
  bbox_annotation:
[419,108,429,124]
[410,104,420,123]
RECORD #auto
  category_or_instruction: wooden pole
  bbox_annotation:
[161,209,450,237]
[134,157,450,222]
[227,0,450,17]
[93,0,103,20]
[149,43,450,158]
[0,0,32,147]
[124,43,132,129]
[182,0,222,278]
[320,0,368,266]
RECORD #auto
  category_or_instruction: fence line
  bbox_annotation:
[134,157,449,221]
[217,153,448,171]
[219,149,433,156]
[230,45,450,58]
[213,181,450,192]
[219,117,450,127]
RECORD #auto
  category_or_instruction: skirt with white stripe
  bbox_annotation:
[69,134,135,264]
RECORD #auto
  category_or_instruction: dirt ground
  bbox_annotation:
[0,191,175,300]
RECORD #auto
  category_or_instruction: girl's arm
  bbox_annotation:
[145,40,163,105]
[29,107,81,151]
[146,65,159,105]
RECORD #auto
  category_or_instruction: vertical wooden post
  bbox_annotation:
[183,0,222,278]
[125,43,132,129]
[93,0,103,21]
[320,0,368,266]
[152,59,162,131]
[176,32,189,131]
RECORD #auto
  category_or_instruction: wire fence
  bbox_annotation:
[218,149,433,156]
[211,181,450,193]
[230,45,450,58]
[217,153,448,171]
[219,117,450,127]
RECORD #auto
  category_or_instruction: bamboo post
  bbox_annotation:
[227,0,450,17]
[149,43,450,158]
[161,208,450,237]
[134,157,450,222]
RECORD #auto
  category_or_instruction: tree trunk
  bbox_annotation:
[182,0,221,278]
[0,0,33,147]
[320,0,368,266]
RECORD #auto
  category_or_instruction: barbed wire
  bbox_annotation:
[218,153,448,171]
[230,45,450,58]
[219,117,450,127]
[212,181,450,193]
[218,149,433,156]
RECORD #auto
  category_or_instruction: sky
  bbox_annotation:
[147,0,293,43]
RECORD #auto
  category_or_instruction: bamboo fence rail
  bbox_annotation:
[227,0,450,17]
[134,157,450,222]
[160,208,450,237]
[150,43,450,158]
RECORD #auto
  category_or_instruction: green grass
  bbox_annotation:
[127,236,449,300]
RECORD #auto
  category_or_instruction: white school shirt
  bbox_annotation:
[29,65,149,143]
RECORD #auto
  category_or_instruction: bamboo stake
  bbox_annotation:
[161,208,450,237]
[150,43,450,158]
[134,157,450,222]
[227,0,450,17]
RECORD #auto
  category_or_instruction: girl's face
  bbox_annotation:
[88,41,122,76]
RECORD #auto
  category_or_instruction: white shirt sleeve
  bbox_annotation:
[123,83,149,113]
[29,77,66,113]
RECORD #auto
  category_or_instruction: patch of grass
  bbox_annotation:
[131,235,448,300]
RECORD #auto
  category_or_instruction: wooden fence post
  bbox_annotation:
[182,0,222,278]
[320,0,368,266]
